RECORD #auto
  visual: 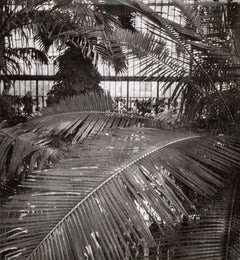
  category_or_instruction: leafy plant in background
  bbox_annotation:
[1,0,240,129]
[192,85,240,133]
[0,0,129,120]
[46,43,102,105]
[0,0,50,124]
[89,0,240,128]
[0,1,127,92]
[0,95,15,124]
[0,0,49,88]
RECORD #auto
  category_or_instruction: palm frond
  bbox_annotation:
[24,92,160,143]
[104,0,233,122]
[109,28,188,82]
[173,0,203,33]
[110,28,165,60]
[1,126,239,260]
[2,8,30,33]
[6,48,49,65]
[1,55,21,75]
[98,41,127,74]
[0,92,159,191]
[31,9,75,52]
[31,4,128,73]
[69,30,127,74]
[0,125,60,196]
[155,174,240,260]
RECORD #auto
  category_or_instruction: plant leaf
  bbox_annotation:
[155,175,240,260]
[24,92,160,143]
[1,127,239,259]
[0,125,60,197]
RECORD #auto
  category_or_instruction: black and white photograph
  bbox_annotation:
[0,0,240,259]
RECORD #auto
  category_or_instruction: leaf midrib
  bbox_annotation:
[26,134,200,259]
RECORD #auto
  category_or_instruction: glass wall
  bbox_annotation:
[1,0,229,112]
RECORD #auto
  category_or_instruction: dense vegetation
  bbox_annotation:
[0,1,240,259]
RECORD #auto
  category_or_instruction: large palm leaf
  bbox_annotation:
[154,174,240,260]
[0,92,160,193]
[0,100,240,259]
[0,125,60,198]
[25,92,160,142]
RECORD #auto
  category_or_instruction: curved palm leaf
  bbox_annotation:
[108,27,190,90]
[4,48,49,73]
[24,92,160,143]
[141,2,233,122]
[172,0,203,33]
[8,48,49,64]
[0,92,159,192]
[1,55,21,76]
[1,126,239,260]
[0,125,60,196]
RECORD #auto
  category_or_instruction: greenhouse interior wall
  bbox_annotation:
[0,0,232,114]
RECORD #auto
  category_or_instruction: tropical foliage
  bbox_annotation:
[0,0,49,87]
[1,1,240,259]
[0,0,129,119]
[2,0,239,126]
[39,0,240,126]
[0,92,240,259]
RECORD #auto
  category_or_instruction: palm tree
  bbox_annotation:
[0,0,132,124]
[0,92,240,259]
[129,0,239,126]
[81,0,239,128]
[1,1,240,259]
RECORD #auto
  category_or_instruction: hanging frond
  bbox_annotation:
[100,41,127,74]
[172,0,203,33]
[110,28,165,60]
[30,3,128,73]
[1,126,239,260]
[108,28,188,82]
[0,125,60,196]
[61,28,128,74]
[5,48,49,65]
[100,0,234,122]
[1,55,21,75]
